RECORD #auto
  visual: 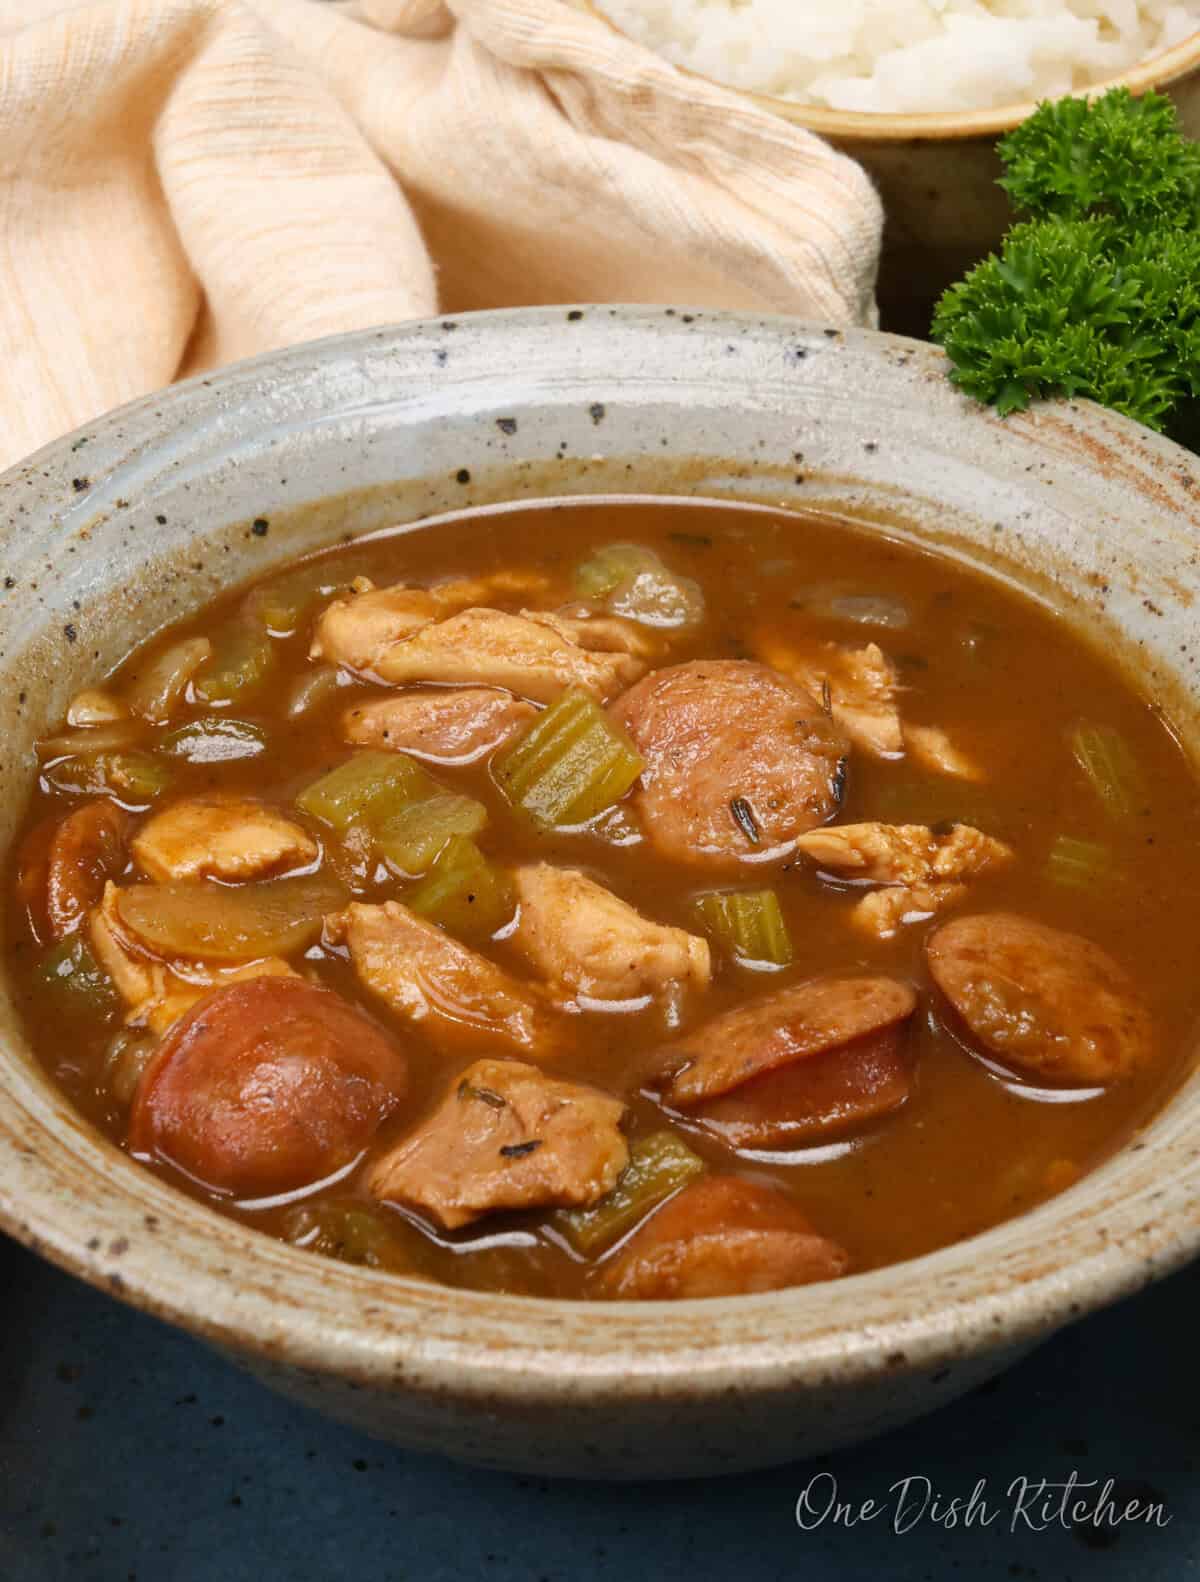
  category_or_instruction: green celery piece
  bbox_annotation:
[574,543,660,599]
[1045,835,1114,892]
[376,792,488,876]
[692,889,792,969]
[244,553,377,636]
[159,716,268,763]
[282,1201,432,1275]
[43,750,171,804]
[196,624,276,705]
[35,936,120,1020]
[574,542,703,627]
[555,1132,706,1254]
[494,688,644,828]
[404,836,514,942]
[1068,723,1145,818]
[295,750,432,834]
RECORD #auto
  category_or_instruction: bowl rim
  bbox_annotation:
[4,306,1200,1408]
[582,0,1200,143]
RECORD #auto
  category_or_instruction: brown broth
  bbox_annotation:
[8,497,1200,1298]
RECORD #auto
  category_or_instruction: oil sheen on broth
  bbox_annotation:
[8,499,1198,1301]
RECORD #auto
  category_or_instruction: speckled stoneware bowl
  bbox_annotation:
[581,1,1200,312]
[3,308,1200,1479]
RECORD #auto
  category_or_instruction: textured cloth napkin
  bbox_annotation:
[0,0,882,471]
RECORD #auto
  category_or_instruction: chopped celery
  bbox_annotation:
[282,1200,431,1275]
[405,836,514,941]
[34,935,120,1020]
[574,542,703,628]
[1046,834,1115,891]
[295,750,432,833]
[574,543,660,599]
[43,750,171,804]
[244,554,376,636]
[376,792,488,876]
[692,889,792,969]
[555,1131,706,1254]
[494,688,644,828]
[1069,722,1145,818]
[159,716,267,764]
[196,623,276,705]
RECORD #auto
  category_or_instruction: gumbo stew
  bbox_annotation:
[8,498,1199,1301]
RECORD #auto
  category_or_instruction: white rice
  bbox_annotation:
[596,0,1200,114]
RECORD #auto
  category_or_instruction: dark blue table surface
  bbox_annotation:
[2,1231,1197,1582]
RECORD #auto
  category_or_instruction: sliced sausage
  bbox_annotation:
[610,660,848,871]
[130,977,407,1196]
[687,1028,912,1150]
[595,1176,849,1300]
[42,803,131,940]
[658,976,917,1108]
[368,1058,628,1230]
[927,912,1153,1086]
[342,687,536,763]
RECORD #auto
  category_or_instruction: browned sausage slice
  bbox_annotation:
[130,977,408,1196]
[44,802,130,939]
[610,660,848,871]
[926,912,1153,1086]
[659,976,917,1108]
[691,1027,912,1150]
[596,1176,849,1299]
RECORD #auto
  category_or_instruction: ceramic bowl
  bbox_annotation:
[2,308,1200,1480]
[581,2,1200,317]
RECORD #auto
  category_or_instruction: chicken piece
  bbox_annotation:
[368,1057,628,1230]
[611,660,848,872]
[89,882,296,1035]
[903,723,984,781]
[311,584,441,671]
[796,821,1010,885]
[595,1176,850,1300]
[342,687,536,763]
[132,796,318,884]
[524,607,659,661]
[658,975,917,1108]
[357,607,646,702]
[327,900,558,1058]
[796,821,1011,939]
[853,883,967,938]
[757,633,902,757]
[927,913,1154,1086]
[310,571,554,674]
[512,864,711,1005]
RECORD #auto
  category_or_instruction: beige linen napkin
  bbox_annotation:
[0,0,882,471]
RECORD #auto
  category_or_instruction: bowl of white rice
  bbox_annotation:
[586,0,1200,315]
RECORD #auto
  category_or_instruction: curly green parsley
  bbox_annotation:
[932,89,1200,434]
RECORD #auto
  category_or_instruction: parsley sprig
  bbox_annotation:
[932,89,1200,434]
